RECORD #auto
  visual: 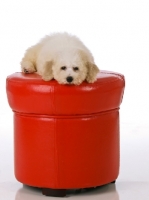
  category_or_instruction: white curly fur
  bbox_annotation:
[21,32,99,85]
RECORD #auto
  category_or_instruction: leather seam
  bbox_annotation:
[13,108,120,119]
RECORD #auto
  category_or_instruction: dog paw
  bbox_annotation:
[86,77,97,83]
[42,75,53,81]
[21,61,36,74]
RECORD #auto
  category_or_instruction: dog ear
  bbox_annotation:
[86,62,99,83]
[78,49,99,83]
[42,61,54,81]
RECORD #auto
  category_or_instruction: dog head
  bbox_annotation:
[47,49,99,85]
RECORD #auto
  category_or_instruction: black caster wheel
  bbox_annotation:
[42,188,66,197]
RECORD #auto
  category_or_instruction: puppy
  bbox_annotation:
[21,32,99,85]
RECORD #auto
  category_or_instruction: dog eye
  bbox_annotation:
[73,67,79,71]
[61,66,66,70]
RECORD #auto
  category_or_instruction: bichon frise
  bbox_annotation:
[21,32,99,85]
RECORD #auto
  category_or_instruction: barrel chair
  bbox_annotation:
[6,70,125,197]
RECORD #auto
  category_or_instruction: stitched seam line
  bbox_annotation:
[13,108,120,119]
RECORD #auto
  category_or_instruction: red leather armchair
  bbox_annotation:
[6,70,125,197]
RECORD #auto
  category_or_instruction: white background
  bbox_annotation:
[0,0,149,181]
[0,0,149,125]
[0,2,149,199]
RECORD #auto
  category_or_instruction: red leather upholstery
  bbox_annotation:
[6,70,125,189]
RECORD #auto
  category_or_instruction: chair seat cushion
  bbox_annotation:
[6,70,125,115]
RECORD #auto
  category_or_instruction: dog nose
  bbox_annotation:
[66,76,73,83]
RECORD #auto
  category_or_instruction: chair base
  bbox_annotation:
[42,181,116,197]
[42,188,66,197]
[111,180,116,184]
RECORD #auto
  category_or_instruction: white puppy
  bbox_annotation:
[21,32,99,85]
